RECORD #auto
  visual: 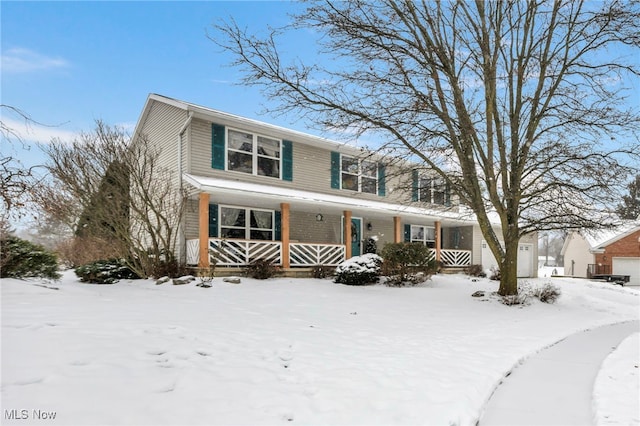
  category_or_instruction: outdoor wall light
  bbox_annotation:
[316,213,324,222]
[367,222,373,231]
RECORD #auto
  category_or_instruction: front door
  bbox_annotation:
[350,217,362,257]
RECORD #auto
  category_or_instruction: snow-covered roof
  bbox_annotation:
[183,173,492,226]
[581,221,640,250]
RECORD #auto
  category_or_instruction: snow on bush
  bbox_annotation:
[0,236,61,280]
[75,258,140,284]
[334,253,382,285]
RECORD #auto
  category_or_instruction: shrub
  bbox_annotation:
[364,237,378,254]
[465,264,486,278]
[246,258,278,279]
[75,258,140,284]
[55,236,123,269]
[334,253,382,285]
[150,260,191,279]
[0,236,61,279]
[489,267,501,281]
[312,265,335,279]
[381,242,436,286]
[533,283,561,304]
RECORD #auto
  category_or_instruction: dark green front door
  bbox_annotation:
[351,217,362,256]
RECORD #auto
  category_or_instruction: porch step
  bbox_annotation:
[440,267,468,275]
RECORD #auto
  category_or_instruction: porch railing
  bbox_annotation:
[440,249,472,267]
[290,242,346,266]
[186,239,471,268]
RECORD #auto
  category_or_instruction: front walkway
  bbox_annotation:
[480,320,640,425]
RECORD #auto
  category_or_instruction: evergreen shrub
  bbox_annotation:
[75,258,140,284]
[381,242,435,286]
[0,236,61,279]
[246,258,278,279]
[334,253,382,285]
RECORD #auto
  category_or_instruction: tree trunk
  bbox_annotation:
[499,239,519,296]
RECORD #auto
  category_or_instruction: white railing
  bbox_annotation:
[290,243,346,266]
[209,239,282,266]
[186,239,199,265]
[440,249,472,267]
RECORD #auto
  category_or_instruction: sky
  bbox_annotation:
[1,1,314,168]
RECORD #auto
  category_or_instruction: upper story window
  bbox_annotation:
[340,155,379,194]
[412,170,451,206]
[227,129,281,178]
[419,176,447,204]
[220,205,274,240]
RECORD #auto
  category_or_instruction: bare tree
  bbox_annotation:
[212,0,640,295]
[0,105,42,233]
[35,121,187,277]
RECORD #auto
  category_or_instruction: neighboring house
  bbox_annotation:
[132,94,538,276]
[562,222,640,286]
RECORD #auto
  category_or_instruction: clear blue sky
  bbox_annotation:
[1,1,313,166]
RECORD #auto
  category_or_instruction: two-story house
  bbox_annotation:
[132,94,538,276]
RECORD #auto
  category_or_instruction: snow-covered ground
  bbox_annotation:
[2,268,638,426]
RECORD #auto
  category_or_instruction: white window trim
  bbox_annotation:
[418,175,447,205]
[226,127,282,179]
[219,204,275,240]
[410,225,436,246]
[340,155,378,194]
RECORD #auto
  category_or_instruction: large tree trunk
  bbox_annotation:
[499,239,519,296]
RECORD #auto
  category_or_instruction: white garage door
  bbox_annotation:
[481,241,534,278]
[612,257,640,286]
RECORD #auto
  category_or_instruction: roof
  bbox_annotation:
[135,93,375,157]
[580,221,640,250]
[183,173,492,226]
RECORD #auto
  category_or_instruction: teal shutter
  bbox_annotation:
[445,182,451,206]
[211,124,225,170]
[377,164,386,196]
[208,204,218,237]
[411,170,419,201]
[404,224,411,242]
[274,211,281,241]
[282,140,293,181]
[330,151,340,189]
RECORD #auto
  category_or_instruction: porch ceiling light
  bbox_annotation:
[316,213,324,222]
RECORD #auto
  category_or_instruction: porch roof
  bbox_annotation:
[184,173,484,226]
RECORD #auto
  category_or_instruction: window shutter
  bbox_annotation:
[282,140,293,181]
[411,170,419,201]
[330,151,340,189]
[208,203,218,238]
[274,211,281,241]
[445,181,451,206]
[404,224,411,242]
[377,164,386,197]
[211,124,225,170]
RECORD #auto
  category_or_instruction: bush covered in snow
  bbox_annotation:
[334,253,382,285]
[381,242,435,286]
[75,258,140,284]
[0,236,61,280]
[464,264,486,278]
[532,282,561,304]
[500,281,561,306]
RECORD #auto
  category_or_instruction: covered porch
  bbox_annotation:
[183,174,473,269]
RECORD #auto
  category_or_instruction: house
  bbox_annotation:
[561,222,640,286]
[132,94,538,276]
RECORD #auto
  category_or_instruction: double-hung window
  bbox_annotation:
[220,206,274,240]
[227,129,281,178]
[410,225,436,248]
[341,156,378,194]
[419,176,448,205]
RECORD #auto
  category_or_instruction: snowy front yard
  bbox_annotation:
[2,271,638,425]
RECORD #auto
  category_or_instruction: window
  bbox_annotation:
[418,176,448,205]
[410,225,436,248]
[227,129,281,178]
[341,155,378,194]
[219,206,274,240]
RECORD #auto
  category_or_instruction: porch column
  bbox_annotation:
[280,203,290,268]
[435,220,442,263]
[198,193,210,267]
[344,210,352,259]
[393,216,402,243]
